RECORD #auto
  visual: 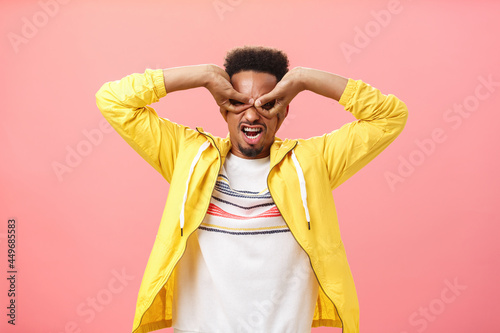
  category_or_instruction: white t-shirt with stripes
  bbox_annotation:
[173,153,318,333]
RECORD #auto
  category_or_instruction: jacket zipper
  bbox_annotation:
[135,137,346,332]
[134,131,222,333]
[266,142,345,333]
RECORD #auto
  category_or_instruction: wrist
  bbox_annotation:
[289,67,309,93]
[204,64,228,88]
[294,67,317,92]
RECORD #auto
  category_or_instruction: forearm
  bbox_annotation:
[298,67,349,101]
[162,64,220,93]
[298,67,407,122]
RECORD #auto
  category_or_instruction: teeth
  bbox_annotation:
[243,127,260,132]
[242,126,262,139]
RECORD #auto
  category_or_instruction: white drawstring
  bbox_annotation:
[291,150,311,230]
[180,140,210,236]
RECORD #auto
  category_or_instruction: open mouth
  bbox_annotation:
[242,126,263,139]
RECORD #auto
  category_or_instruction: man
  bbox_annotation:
[96,46,408,333]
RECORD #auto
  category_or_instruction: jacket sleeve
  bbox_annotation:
[307,78,408,190]
[95,69,183,183]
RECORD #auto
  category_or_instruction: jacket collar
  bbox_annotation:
[196,127,297,165]
[270,137,297,167]
[195,126,309,231]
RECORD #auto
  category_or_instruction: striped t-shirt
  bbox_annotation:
[173,153,318,333]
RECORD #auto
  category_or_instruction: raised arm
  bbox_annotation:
[95,65,252,182]
[317,78,408,189]
[254,67,408,189]
[163,64,253,112]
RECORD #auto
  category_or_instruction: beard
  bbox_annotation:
[238,143,264,158]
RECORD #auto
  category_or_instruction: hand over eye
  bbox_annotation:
[253,67,305,119]
[205,66,253,113]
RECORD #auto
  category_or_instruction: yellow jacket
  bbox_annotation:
[95,69,408,333]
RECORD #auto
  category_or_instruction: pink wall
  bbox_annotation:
[1,0,499,332]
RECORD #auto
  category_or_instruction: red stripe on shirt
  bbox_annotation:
[206,203,281,220]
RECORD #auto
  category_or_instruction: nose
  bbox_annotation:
[242,106,261,123]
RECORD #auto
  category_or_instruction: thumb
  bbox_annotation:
[228,88,254,105]
[254,88,281,108]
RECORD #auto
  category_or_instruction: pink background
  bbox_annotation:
[1,0,499,332]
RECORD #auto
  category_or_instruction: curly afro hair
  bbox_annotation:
[224,45,289,82]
